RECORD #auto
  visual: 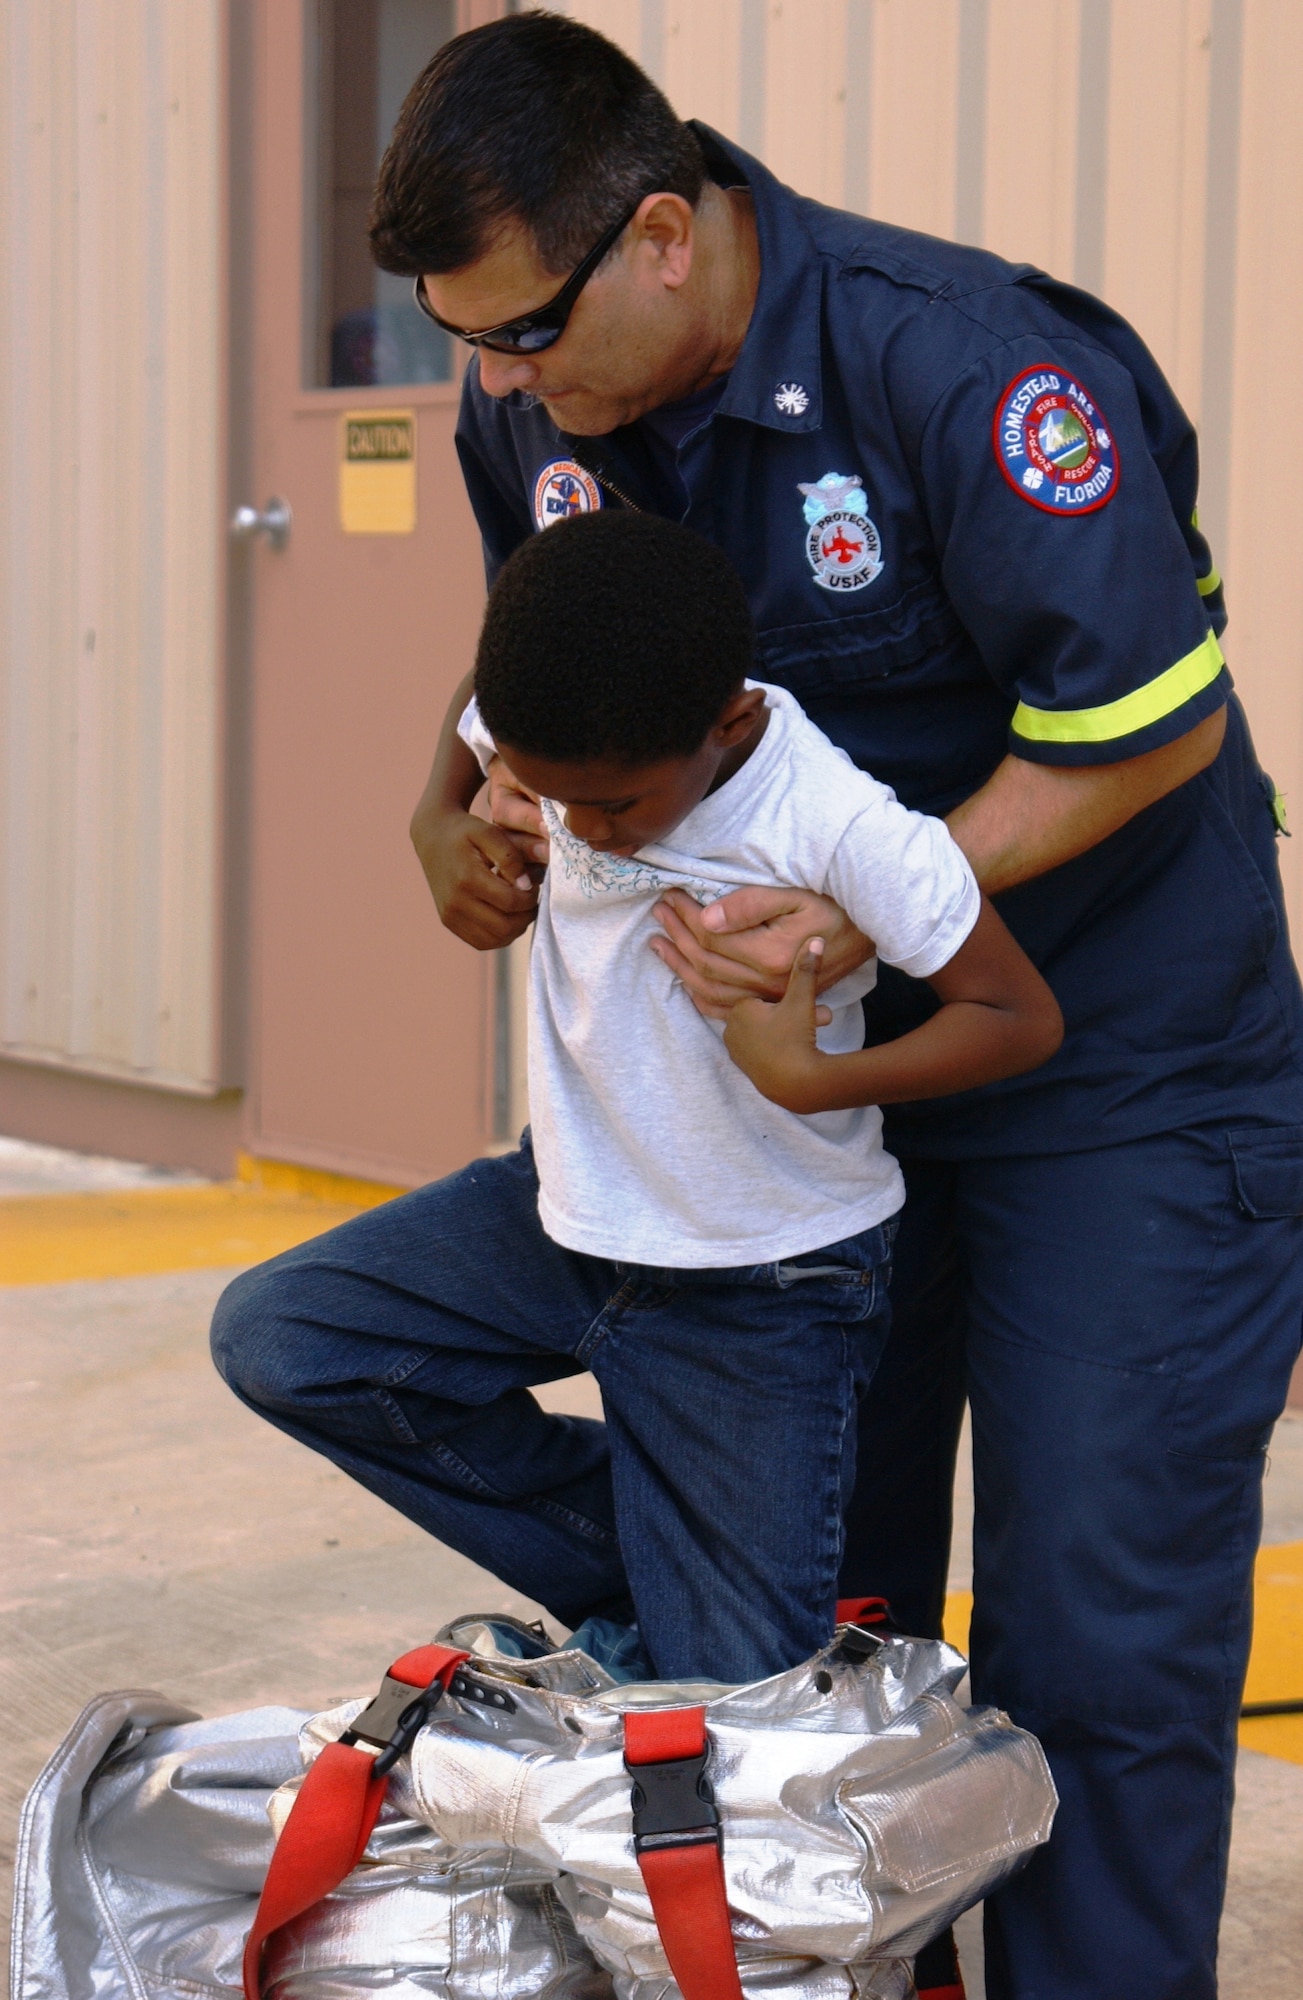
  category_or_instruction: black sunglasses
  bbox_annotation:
[412,194,652,355]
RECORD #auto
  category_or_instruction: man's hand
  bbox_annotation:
[726,898,1063,1114]
[723,938,830,1112]
[413,807,539,951]
[650,886,870,1020]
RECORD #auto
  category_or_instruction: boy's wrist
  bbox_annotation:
[766,1048,890,1116]
[738,1045,841,1116]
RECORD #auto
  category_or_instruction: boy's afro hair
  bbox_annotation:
[473,510,755,766]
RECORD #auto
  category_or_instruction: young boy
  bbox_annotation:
[212,511,1059,1687]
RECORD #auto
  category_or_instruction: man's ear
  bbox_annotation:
[630,193,695,289]
[713,685,767,747]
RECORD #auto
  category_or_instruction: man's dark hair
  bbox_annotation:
[474,513,755,766]
[370,11,705,276]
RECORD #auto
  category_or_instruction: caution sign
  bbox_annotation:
[339,410,416,533]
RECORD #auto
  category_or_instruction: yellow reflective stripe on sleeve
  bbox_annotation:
[1011,630,1226,746]
[1196,567,1222,597]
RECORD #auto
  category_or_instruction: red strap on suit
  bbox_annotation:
[624,1706,745,2000]
[241,1644,467,2000]
[835,1596,891,1627]
[244,1655,757,2000]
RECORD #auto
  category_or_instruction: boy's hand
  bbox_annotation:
[419,810,540,951]
[723,938,834,1113]
[487,755,550,867]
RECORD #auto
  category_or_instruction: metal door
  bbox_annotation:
[234,0,501,1185]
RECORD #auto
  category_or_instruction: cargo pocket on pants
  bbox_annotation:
[1167,1126,1303,1459]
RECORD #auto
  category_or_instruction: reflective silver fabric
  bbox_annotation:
[262,1852,609,2000]
[395,1628,1054,1985]
[263,1732,607,2000]
[12,1691,307,2000]
[13,1626,1055,2000]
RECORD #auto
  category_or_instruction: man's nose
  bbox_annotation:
[476,347,541,399]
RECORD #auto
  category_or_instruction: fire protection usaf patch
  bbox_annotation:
[798,472,884,592]
[994,367,1119,515]
[533,459,602,531]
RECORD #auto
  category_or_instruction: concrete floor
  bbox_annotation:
[3,1189,1301,1993]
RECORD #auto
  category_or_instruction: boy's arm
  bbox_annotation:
[722,898,1063,1114]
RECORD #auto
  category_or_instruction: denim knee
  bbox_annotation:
[209,1261,293,1403]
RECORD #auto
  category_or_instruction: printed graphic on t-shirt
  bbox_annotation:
[545,804,717,905]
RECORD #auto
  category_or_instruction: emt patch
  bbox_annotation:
[533,459,602,531]
[994,367,1119,515]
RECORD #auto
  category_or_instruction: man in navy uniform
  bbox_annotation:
[254,15,1303,1998]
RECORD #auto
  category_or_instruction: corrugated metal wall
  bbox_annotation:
[566,0,1303,931]
[0,2,224,1094]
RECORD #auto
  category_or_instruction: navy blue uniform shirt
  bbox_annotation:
[455,126,1303,1156]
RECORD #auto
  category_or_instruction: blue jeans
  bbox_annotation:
[211,1135,897,1682]
[841,1126,1303,2000]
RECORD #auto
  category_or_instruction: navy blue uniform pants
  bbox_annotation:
[840,1123,1303,2000]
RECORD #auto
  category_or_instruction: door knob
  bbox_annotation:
[230,497,292,550]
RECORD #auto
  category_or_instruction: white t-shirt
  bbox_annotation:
[460,684,979,1267]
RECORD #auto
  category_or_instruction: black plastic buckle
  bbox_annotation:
[341,1671,447,1778]
[837,1625,885,1663]
[624,1748,721,1855]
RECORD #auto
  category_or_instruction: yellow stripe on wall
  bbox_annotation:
[1012,630,1225,745]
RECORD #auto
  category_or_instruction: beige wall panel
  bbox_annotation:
[982,0,1081,272]
[663,0,743,141]
[564,0,643,67]
[868,0,960,238]
[155,7,224,1084]
[762,1,849,209]
[0,4,80,1071]
[1102,0,1211,420]
[0,1,223,1093]
[1221,0,1303,933]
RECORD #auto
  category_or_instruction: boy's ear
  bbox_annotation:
[713,684,767,746]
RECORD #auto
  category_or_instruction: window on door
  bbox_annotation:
[310,0,456,388]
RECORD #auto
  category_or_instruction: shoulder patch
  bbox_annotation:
[533,459,602,531]
[993,366,1119,515]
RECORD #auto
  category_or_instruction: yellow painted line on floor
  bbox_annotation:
[1241,1540,1303,1765]
[943,1541,1303,1767]
[943,1588,973,1657]
[235,1151,407,1207]
[0,1183,388,1285]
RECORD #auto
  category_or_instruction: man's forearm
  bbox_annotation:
[947,707,1227,895]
